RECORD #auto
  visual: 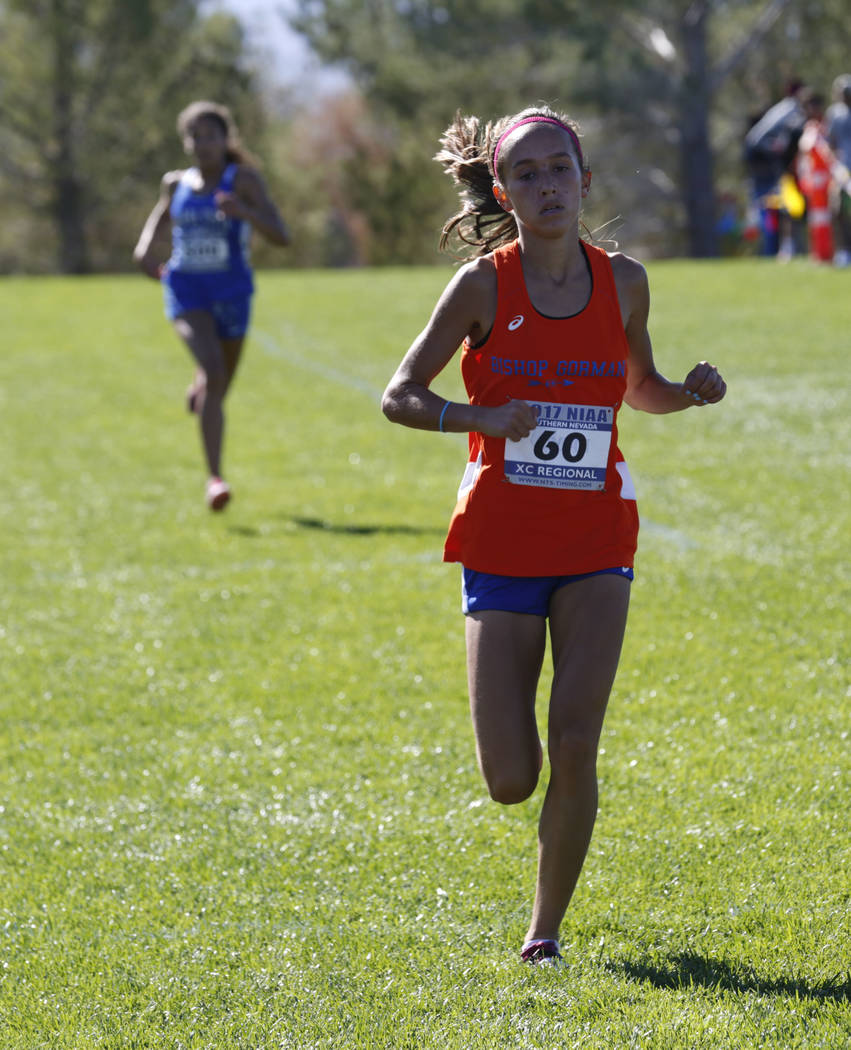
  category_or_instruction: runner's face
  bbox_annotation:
[183,116,229,168]
[495,125,589,234]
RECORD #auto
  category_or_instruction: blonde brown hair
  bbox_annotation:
[435,104,586,257]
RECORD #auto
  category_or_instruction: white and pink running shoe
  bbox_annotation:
[206,476,231,511]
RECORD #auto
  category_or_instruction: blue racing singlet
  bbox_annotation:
[167,163,253,297]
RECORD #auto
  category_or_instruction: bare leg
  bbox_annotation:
[465,610,546,806]
[837,192,851,257]
[524,574,631,943]
[187,337,245,414]
[172,313,245,478]
[221,335,245,392]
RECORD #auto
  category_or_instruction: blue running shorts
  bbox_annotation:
[462,566,634,616]
[163,273,252,340]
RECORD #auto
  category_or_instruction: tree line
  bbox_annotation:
[0,0,848,273]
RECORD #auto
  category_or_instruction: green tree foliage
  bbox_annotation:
[292,0,614,261]
[294,0,851,259]
[1,1,847,270]
[0,0,260,272]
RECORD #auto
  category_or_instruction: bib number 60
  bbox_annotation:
[533,430,588,464]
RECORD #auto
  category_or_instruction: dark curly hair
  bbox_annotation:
[176,100,252,166]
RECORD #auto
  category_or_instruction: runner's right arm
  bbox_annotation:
[382,258,537,439]
[133,172,180,280]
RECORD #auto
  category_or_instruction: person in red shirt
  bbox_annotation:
[797,90,851,263]
[382,104,726,966]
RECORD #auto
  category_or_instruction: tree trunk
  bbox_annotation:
[678,2,718,258]
[50,0,91,273]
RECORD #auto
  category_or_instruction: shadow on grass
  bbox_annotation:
[612,952,850,1003]
[291,516,444,537]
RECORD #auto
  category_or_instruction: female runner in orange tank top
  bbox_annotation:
[382,105,726,965]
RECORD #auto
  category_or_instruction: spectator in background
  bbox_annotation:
[826,74,851,266]
[797,90,851,264]
[716,192,747,256]
[744,80,807,257]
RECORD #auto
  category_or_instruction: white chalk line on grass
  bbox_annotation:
[254,324,385,402]
[254,324,699,553]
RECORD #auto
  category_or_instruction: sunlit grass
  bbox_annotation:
[1,259,849,1048]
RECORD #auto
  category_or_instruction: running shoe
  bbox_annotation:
[206,476,231,511]
[520,939,563,966]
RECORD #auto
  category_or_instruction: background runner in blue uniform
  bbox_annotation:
[134,100,289,510]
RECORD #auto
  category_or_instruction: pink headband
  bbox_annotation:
[492,116,584,176]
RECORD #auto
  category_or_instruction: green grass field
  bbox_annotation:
[1,259,849,1049]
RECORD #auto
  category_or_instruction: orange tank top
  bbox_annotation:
[443,239,639,576]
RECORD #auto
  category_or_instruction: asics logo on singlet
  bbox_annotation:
[508,315,525,331]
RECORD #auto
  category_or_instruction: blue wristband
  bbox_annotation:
[438,401,450,432]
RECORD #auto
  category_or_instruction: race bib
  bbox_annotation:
[175,233,229,272]
[505,401,613,490]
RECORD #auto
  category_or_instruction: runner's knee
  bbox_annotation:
[547,729,598,784]
[203,363,227,396]
[482,760,539,805]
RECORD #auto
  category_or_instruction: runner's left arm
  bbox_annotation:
[616,254,726,413]
[219,168,290,246]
